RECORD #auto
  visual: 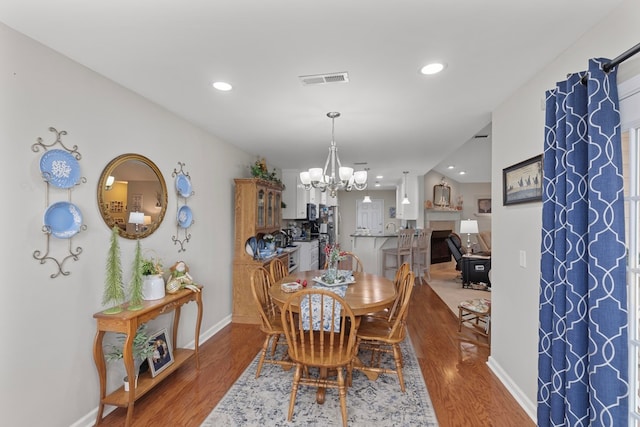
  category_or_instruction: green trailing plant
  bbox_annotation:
[103,225,125,314]
[105,324,155,363]
[128,240,144,311]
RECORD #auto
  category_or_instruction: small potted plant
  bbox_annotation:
[105,324,155,391]
[141,253,165,300]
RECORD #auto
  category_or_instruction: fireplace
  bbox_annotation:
[431,229,452,264]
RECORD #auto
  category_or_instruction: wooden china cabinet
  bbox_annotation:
[232,178,288,324]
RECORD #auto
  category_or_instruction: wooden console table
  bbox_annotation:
[92,286,203,426]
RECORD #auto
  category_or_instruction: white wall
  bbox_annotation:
[489,0,640,419]
[0,23,254,427]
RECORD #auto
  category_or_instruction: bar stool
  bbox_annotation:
[382,228,414,280]
[412,228,432,284]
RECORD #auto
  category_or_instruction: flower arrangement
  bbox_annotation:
[324,243,346,269]
[141,257,163,276]
[263,234,275,243]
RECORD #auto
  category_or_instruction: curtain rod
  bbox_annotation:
[577,42,640,84]
[602,42,640,73]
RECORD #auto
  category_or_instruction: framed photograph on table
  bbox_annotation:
[148,328,174,377]
[502,154,543,206]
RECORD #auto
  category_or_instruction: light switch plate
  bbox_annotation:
[519,250,527,268]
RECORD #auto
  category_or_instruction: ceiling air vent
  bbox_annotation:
[299,72,349,86]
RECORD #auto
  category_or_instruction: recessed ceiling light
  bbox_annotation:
[212,81,233,91]
[420,62,445,75]
[447,165,455,169]
[459,171,466,175]
[375,182,381,187]
[376,175,383,179]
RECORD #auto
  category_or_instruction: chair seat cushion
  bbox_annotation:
[458,298,490,314]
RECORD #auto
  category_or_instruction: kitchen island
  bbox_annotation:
[349,233,407,279]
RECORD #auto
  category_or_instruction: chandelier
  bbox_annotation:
[299,112,367,197]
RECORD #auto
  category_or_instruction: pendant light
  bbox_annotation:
[401,171,410,205]
[363,168,372,203]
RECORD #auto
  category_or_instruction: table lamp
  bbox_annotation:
[128,211,145,233]
[460,219,479,254]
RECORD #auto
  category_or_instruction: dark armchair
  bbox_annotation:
[445,233,491,288]
[445,233,464,271]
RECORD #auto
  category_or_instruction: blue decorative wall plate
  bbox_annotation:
[175,173,192,198]
[177,205,193,228]
[44,201,83,238]
[39,149,81,188]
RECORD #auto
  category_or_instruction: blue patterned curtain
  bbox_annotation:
[538,58,628,426]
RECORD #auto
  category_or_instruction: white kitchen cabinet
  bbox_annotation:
[282,170,309,219]
[296,239,319,271]
[396,173,421,220]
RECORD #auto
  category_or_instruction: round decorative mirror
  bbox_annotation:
[97,153,168,239]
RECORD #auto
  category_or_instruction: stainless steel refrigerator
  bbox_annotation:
[319,205,339,268]
[325,206,338,244]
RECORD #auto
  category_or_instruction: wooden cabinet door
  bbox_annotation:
[256,187,266,228]
[266,189,274,227]
[274,192,281,228]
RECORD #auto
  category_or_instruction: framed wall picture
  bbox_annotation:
[132,194,143,212]
[502,154,543,205]
[476,197,492,215]
[148,328,174,377]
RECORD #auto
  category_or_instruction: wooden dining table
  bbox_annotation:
[270,270,397,316]
[270,269,397,403]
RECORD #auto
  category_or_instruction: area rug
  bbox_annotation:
[427,269,490,315]
[201,337,439,426]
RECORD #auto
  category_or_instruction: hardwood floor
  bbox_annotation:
[98,273,534,426]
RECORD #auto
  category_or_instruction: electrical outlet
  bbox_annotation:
[519,250,527,268]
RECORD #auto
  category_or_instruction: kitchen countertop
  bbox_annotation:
[349,233,406,237]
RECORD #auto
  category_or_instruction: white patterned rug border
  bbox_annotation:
[201,335,439,426]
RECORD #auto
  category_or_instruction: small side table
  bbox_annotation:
[93,286,203,426]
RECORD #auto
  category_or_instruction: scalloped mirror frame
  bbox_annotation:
[97,153,168,239]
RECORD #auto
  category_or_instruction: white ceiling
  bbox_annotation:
[0,0,624,188]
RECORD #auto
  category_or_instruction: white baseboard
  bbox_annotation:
[487,355,537,423]
[72,315,232,427]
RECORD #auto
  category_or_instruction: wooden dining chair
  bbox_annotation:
[367,262,410,319]
[250,267,293,378]
[269,257,289,283]
[323,251,364,272]
[353,270,415,392]
[280,288,357,427]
